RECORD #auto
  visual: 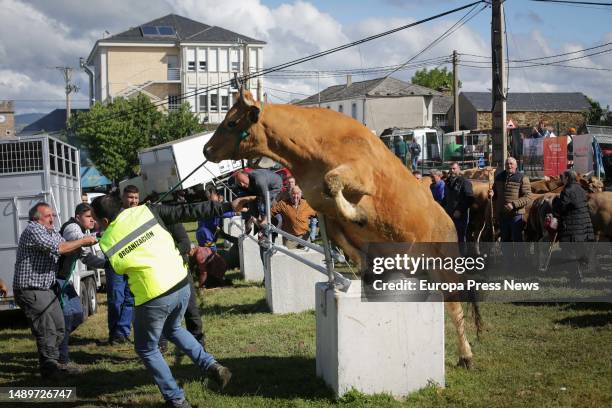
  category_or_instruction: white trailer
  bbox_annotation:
[0,135,102,318]
[138,131,243,197]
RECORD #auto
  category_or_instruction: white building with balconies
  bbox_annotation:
[84,14,265,124]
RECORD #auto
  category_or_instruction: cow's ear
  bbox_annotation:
[249,106,260,123]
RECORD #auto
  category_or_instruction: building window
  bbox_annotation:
[338,104,343,113]
[199,93,208,112]
[220,89,229,112]
[168,95,180,111]
[230,48,240,72]
[351,103,357,119]
[197,48,207,71]
[187,48,196,72]
[210,91,218,111]
[219,49,228,72]
[209,49,217,72]
[249,48,258,72]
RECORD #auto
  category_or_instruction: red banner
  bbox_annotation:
[543,136,568,177]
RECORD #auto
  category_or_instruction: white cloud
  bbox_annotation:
[2,0,610,114]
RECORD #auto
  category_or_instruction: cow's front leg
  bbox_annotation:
[324,216,364,272]
[324,164,374,226]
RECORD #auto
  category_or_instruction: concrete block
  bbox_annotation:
[239,233,265,282]
[265,248,328,314]
[223,215,243,238]
[316,280,445,398]
[239,232,282,281]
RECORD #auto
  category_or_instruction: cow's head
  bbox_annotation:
[203,88,264,163]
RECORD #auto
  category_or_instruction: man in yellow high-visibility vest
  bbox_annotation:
[91,193,254,408]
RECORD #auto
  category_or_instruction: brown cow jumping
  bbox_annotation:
[203,89,481,368]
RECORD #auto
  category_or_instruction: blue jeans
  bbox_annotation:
[133,283,216,402]
[412,156,419,171]
[309,217,318,241]
[106,267,134,339]
[56,279,83,364]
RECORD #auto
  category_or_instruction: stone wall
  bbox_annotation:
[476,111,586,133]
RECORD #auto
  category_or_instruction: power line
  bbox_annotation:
[458,42,612,62]
[459,47,612,68]
[74,0,485,127]
[530,0,612,6]
[383,2,487,80]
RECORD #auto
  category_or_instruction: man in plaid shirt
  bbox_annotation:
[13,202,96,379]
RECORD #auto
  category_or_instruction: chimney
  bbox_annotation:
[0,100,15,139]
[346,74,352,87]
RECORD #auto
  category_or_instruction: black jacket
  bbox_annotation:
[553,182,594,242]
[443,175,474,215]
[166,222,191,264]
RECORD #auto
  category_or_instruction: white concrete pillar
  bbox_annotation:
[265,248,327,314]
[316,280,445,398]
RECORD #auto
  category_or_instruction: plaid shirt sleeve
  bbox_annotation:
[28,223,63,256]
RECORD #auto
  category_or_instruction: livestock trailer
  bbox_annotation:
[0,135,102,317]
[138,131,243,198]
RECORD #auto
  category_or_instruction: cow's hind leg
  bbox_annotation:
[445,301,474,368]
[324,164,374,226]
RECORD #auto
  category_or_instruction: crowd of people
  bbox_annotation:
[0,150,599,407]
[0,167,328,408]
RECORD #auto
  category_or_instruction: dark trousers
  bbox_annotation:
[106,267,134,339]
[500,214,525,242]
[14,288,65,373]
[56,279,84,364]
[452,210,470,256]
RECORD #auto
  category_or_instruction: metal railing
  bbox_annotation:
[262,190,352,292]
[167,68,180,81]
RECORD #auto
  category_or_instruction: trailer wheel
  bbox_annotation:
[80,281,89,322]
[86,277,97,316]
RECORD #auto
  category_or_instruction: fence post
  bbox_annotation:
[317,215,336,286]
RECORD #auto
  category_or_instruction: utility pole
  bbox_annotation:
[452,50,460,131]
[491,0,507,167]
[242,41,250,91]
[56,67,79,125]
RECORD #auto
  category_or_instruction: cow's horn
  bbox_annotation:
[239,86,254,107]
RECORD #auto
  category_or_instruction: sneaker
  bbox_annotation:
[165,398,192,408]
[109,336,129,346]
[206,363,232,390]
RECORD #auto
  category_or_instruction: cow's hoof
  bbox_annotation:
[457,357,473,369]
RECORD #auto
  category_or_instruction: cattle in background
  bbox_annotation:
[530,174,604,194]
[203,89,482,368]
[587,192,612,241]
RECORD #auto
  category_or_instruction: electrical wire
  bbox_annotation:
[72,0,485,128]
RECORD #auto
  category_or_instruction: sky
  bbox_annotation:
[1,0,610,115]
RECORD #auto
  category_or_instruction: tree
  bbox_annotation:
[69,94,203,182]
[155,103,204,145]
[411,67,460,93]
[584,97,612,126]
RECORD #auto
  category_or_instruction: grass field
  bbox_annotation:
[1,269,611,408]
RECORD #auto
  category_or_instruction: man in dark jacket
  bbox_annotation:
[159,221,206,354]
[553,170,594,282]
[444,162,474,252]
[489,157,533,242]
[394,136,407,167]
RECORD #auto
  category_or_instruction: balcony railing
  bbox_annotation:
[167,68,180,81]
